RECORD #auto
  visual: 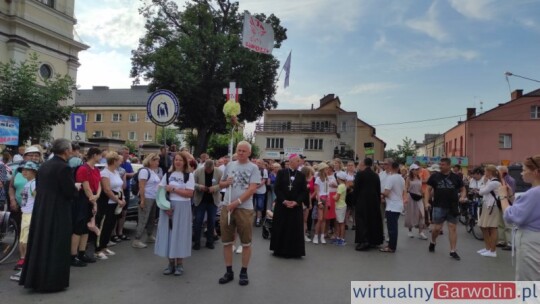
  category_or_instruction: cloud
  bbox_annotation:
[76,50,143,89]
[374,32,388,50]
[405,2,449,42]
[396,46,479,70]
[348,82,400,95]
[448,0,496,20]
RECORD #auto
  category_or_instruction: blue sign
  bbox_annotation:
[71,113,86,132]
[146,90,180,126]
[0,115,20,145]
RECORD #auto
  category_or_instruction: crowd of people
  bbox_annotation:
[1,138,539,292]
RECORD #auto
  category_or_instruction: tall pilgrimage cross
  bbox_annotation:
[223,81,242,102]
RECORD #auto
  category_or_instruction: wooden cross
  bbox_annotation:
[223,82,242,102]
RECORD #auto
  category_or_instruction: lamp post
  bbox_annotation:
[505,72,540,96]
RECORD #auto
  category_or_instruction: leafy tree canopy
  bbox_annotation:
[131,0,287,155]
[385,137,416,164]
[0,54,75,145]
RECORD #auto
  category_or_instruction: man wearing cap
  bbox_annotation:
[270,154,308,258]
[353,158,384,251]
[425,158,467,261]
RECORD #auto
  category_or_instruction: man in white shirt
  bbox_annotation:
[380,162,405,252]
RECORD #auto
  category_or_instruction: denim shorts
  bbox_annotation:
[432,207,458,225]
[254,193,266,211]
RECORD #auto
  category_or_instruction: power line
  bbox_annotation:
[372,114,464,126]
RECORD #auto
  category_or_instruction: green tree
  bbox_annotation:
[0,54,75,144]
[157,127,181,147]
[385,137,416,164]
[131,0,287,156]
[125,140,137,154]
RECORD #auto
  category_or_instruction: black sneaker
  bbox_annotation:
[239,273,249,286]
[219,272,234,284]
[450,251,461,261]
[193,243,201,250]
[71,257,87,267]
[206,243,215,249]
[79,254,96,263]
[429,242,435,252]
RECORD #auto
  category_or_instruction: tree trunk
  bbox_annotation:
[194,126,211,157]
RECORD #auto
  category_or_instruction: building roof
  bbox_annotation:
[75,86,151,107]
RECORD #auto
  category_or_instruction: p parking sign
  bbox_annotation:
[71,113,86,132]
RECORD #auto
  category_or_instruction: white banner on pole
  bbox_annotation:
[241,13,274,54]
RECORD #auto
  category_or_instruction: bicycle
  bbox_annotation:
[459,199,483,241]
[0,210,19,264]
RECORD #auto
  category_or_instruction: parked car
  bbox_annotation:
[125,164,143,223]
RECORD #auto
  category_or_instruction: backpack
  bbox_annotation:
[131,168,151,196]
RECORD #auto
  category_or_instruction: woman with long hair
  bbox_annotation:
[155,153,194,276]
[499,155,540,280]
[403,164,427,239]
[313,163,330,244]
[476,165,502,257]
[301,166,314,242]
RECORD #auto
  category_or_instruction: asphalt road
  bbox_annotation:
[0,219,515,304]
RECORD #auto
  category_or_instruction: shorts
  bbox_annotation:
[220,207,255,246]
[432,207,458,225]
[254,193,266,211]
[335,207,346,223]
[20,213,31,243]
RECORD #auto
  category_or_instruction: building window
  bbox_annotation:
[341,121,347,132]
[305,138,323,150]
[270,121,291,131]
[112,113,122,122]
[39,64,53,79]
[531,106,540,119]
[144,132,153,141]
[129,113,139,122]
[95,113,103,122]
[37,0,54,7]
[311,121,330,131]
[94,130,103,137]
[128,131,137,141]
[499,134,512,149]
[266,138,284,149]
[111,131,121,139]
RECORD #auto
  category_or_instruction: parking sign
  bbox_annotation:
[71,113,86,132]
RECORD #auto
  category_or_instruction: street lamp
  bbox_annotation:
[504,72,540,96]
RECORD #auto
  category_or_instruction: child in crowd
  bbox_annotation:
[333,172,348,246]
[10,161,38,281]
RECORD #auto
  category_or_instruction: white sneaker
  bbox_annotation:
[477,248,488,254]
[95,252,109,260]
[104,248,115,256]
[132,240,148,249]
[235,246,243,254]
[146,235,156,243]
[10,270,21,281]
[304,235,312,242]
[419,232,428,240]
[408,231,414,238]
[481,251,497,258]
[320,235,326,244]
[312,237,319,244]
[107,241,117,247]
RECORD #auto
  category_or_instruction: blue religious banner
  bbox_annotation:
[406,156,468,166]
[0,115,20,145]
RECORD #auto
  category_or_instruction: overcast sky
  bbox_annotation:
[74,0,540,149]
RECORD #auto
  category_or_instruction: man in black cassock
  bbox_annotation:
[20,139,79,292]
[270,154,308,258]
[353,158,384,251]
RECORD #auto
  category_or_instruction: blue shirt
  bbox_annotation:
[120,161,134,189]
[504,186,540,231]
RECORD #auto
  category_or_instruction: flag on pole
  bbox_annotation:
[283,51,291,88]
[241,13,274,54]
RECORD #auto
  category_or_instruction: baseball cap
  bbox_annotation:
[409,164,420,170]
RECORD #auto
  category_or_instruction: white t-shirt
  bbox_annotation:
[384,173,405,213]
[219,164,227,194]
[256,168,268,194]
[139,168,162,199]
[21,179,36,214]
[13,154,23,163]
[379,170,388,192]
[315,177,330,196]
[221,161,261,210]
[327,174,338,193]
[346,171,355,183]
[469,177,485,191]
[101,168,124,204]
[160,171,195,201]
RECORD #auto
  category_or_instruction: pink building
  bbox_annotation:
[444,89,540,167]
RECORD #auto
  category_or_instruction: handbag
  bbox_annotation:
[409,192,423,201]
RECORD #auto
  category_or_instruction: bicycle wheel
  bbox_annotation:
[471,221,484,241]
[458,209,469,225]
[0,217,19,264]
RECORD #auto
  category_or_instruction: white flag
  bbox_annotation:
[241,13,274,54]
[283,51,291,88]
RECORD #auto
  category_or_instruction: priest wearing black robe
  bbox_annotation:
[353,158,384,251]
[270,154,308,258]
[20,139,80,292]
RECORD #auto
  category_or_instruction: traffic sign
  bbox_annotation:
[146,90,180,126]
[71,113,86,132]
